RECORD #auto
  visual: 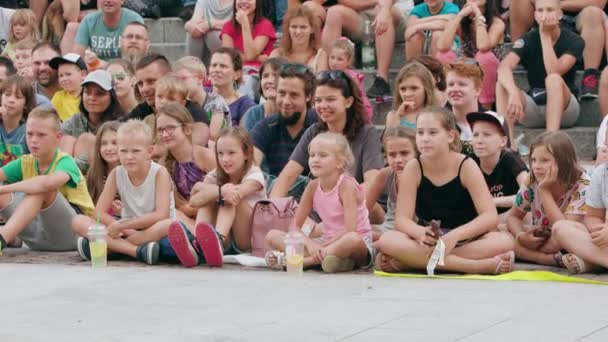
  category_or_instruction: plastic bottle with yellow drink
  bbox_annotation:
[284,230,304,276]
[88,222,107,268]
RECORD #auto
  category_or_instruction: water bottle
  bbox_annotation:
[514,133,529,156]
[361,20,375,70]
[284,230,304,276]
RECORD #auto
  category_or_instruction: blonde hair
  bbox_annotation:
[330,38,355,66]
[173,56,207,77]
[14,37,37,50]
[156,74,188,100]
[309,132,354,172]
[9,9,40,44]
[417,106,461,152]
[27,107,61,131]
[393,62,438,111]
[117,119,153,145]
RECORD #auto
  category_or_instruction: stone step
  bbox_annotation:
[149,43,186,62]
[144,18,186,44]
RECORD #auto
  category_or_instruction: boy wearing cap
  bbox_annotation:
[0,107,95,255]
[50,53,88,121]
[468,111,529,222]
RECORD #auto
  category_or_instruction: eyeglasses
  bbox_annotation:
[122,33,148,41]
[279,63,311,75]
[156,124,183,135]
[317,70,348,82]
[112,72,127,81]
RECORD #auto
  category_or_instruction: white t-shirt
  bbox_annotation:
[206,165,267,207]
[596,115,608,148]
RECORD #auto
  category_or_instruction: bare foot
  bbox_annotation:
[375,252,403,273]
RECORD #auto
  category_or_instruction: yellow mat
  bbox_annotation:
[374,270,608,285]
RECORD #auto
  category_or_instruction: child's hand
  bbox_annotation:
[538,163,558,189]
[517,230,547,250]
[591,226,608,248]
[415,226,438,247]
[111,200,122,215]
[373,7,391,36]
[107,222,123,239]
[397,100,416,116]
[221,184,241,206]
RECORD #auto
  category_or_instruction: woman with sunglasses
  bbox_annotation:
[270,70,384,201]
[436,0,504,110]
[106,59,139,115]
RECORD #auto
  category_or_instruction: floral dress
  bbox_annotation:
[514,175,591,229]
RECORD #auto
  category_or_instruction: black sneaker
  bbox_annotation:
[366,77,391,98]
[77,237,91,261]
[136,241,160,265]
[580,69,600,101]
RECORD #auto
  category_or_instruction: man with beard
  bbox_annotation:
[119,22,150,65]
[72,0,144,60]
[124,53,210,147]
[32,43,61,103]
[251,63,317,182]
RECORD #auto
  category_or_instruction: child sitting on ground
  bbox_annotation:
[0,107,94,255]
[468,111,528,223]
[184,127,266,268]
[49,53,88,122]
[326,38,373,124]
[86,121,121,212]
[266,132,374,273]
[13,38,36,78]
[507,131,590,267]
[71,120,175,265]
[374,106,514,274]
[173,56,230,142]
[366,126,418,239]
[0,75,37,166]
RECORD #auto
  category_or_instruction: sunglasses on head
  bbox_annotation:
[317,70,348,82]
[279,63,311,75]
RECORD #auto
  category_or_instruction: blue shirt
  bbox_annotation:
[228,95,256,126]
[410,1,459,18]
[0,123,29,167]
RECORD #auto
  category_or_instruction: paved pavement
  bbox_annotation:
[2,249,608,342]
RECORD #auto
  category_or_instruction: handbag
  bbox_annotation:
[250,197,298,257]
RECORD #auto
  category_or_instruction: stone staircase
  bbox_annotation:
[146,18,600,159]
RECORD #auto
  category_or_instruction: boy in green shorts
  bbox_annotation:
[0,107,95,254]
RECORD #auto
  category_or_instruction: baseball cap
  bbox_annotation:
[49,53,87,71]
[466,111,507,136]
[81,70,113,91]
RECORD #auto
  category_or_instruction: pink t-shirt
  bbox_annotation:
[313,174,372,241]
[345,69,373,124]
[221,18,276,68]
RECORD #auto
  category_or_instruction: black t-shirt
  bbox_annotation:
[124,100,210,124]
[511,28,584,94]
[472,150,528,214]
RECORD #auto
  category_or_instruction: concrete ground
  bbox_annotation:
[2,248,608,341]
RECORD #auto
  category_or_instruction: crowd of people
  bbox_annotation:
[0,0,606,276]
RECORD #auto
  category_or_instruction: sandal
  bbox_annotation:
[493,251,515,274]
[265,251,286,270]
[562,253,592,274]
[553,251,565,268]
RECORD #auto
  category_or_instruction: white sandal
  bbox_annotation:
[265,251,286,270]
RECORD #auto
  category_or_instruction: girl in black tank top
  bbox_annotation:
[374,107,515,275]
[416,156,477,230]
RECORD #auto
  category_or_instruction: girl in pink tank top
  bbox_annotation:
[266,132,373,273]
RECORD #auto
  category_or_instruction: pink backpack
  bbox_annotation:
[250,197,298,257]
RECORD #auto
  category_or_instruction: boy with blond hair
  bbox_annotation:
[49,53,88,121]
[13,38,36,78]
[0,107,94,255]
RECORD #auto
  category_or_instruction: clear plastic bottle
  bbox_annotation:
[284,230,304,276]
[88,224,107,268]
[361,20,375,70]
[515,133,530,156]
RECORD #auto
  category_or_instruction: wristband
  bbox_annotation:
[218,185,225,207]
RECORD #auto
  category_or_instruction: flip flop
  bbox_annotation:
[195,222,224,268]
[493,251,515,274]
[264,251,286,270]
[562,253,591,274]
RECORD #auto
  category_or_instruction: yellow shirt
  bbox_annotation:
[51,90,81,121]
[3,149,95,217]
